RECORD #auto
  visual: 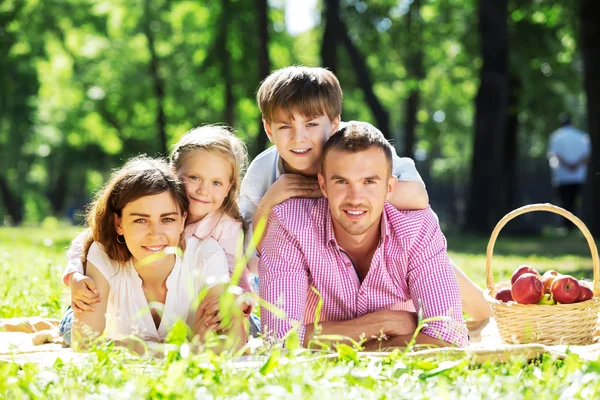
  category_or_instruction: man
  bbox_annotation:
[548,114,591,230]
[259,121,468,349]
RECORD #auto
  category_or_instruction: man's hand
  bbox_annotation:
[376,309,418,337]
[70,272,101,313]
[258,174,320,212]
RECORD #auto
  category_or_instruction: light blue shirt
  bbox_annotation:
[548,126,591,186]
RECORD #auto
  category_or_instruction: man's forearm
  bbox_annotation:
[362,333,449,351]
[304,318,386,348]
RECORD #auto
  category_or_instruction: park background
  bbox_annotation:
[2,0,600,236]
[2,1,600,397]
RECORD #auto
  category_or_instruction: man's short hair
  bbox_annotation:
[257,66,342,123]
[322,121,393,175]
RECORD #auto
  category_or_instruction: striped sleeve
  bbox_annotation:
[405,208,468,347]
[258,208,309,345]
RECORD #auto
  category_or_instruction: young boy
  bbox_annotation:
[240,66,428,246]
[241,65,491,321]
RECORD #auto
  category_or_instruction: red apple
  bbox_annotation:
[541,270,561,293]
[511,273,544,304]
[578,284,594,302]
[551,275,581,304]
[495,288,514,302]
[511,265,541,285]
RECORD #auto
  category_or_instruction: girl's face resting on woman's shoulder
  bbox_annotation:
[115,191,187,266]
[178,149,233,223]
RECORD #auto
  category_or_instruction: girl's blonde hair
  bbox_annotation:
[170,125,247,224]
[82,156,189,264]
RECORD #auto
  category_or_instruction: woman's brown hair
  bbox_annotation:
[82,156,189,264]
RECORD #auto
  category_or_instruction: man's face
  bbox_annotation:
[318,147,396,239]
[264,109,340,177]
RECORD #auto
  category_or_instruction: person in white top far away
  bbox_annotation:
[547,113,591,230]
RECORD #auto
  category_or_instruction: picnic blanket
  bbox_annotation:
[2,317,600,366]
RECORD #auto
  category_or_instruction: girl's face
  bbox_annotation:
[115,191,186,267]
[177,149,233,224]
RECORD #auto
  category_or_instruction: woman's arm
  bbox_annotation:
[72,261,109,350]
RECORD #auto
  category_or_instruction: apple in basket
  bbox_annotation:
[551,275,580,304]
[538,293,556,305]
[578,283,594,302]
[511,265,541,285]
[541,270,561,293]
[511,273,544,304]
[495,288,514,302]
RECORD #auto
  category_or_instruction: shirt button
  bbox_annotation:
[346,262,351,266]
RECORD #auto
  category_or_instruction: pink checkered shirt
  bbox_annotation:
[258,198,468,347]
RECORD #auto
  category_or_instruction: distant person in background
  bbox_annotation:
[548,113,591,230]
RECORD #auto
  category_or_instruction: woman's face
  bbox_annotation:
[114,191,187,266]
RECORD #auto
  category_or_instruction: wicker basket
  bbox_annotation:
[483,203,600,345]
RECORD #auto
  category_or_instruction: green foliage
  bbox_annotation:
[0,0,589,223]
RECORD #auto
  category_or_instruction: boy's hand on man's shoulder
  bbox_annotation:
[70,272,101,313]
[259,174,320,210]
[253,174,321,250]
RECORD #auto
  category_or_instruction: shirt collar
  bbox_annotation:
[185,211,223,240]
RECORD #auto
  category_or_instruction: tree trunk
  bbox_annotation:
[580,0,600,236]
[321,0,341,74]
[143,0,167,155]
[46,152,69,214]
[339,21,391,140]
[218,0,234,127]
[254,0,271,156]
[464,0,510,234]
[403,91,419,159]
[503,74,521,213]
[403,0,423,159]
[0,176,23,225]
[320,0,390,139]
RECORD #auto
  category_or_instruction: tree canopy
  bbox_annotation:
[1,0,597,235]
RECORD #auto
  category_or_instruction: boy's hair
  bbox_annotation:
[321,121,393,175]
[83,156,189,264]
[257,66,342,123]
[170,125,247,224]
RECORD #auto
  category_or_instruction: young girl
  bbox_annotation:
[62,126,256,343]
[70,156,245,350]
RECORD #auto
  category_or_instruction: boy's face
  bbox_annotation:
[264,109,340,177]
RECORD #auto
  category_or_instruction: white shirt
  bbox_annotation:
[548,125,591,186]
[86,236,228,341]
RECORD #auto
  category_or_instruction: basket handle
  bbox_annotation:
[485,203,600,296]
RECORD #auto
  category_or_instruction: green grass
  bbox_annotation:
[1,227,599,398]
